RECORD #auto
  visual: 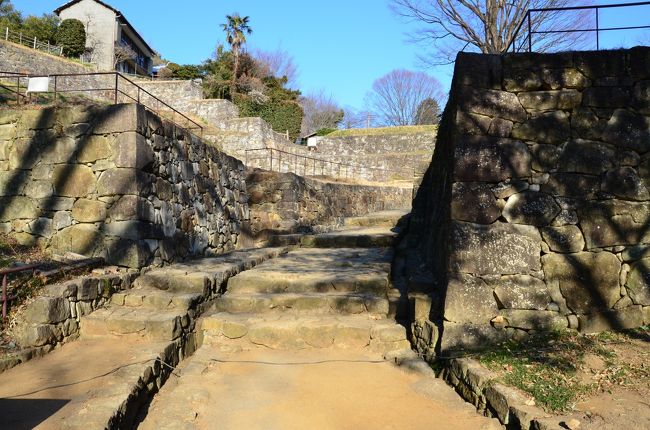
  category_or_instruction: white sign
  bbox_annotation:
[27,77,50,93]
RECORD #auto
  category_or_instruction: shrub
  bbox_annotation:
[55,19,86,57]
[235,93,303,141]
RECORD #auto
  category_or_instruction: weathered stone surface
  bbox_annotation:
[542,252,621,313]
[571,108,608,140]
[104,238,153,268]
[51,224,102,256]
[89,104,147,134]
[541,173,600,199]
[540,226,585,253]
[582,87,631,108]
[23,297,70,324]
[26,217,53,238]
[511,111,570,145]
[15,324,59,347]
[52,164,96,197]
[517,90,581,112]
[557,140,616,175]
[114,132,154,169]
[578,306,644,333]
[458,88,527,122]
[625,259,650,306]
[455,52,503,89]
[489,275,552,310]
[97,168,152,196]
[444,274,499,324]
[601,167,649,201]
[0,196,38,221]
[454,136,531,182]
[601,109,650,153]
[440,322,507,352]
[72,199,107,223]
[500,310,568,331]
[109,195,155,222]
[634,80,650,114]
[503,191,560,226]
[76,135,113,163]
[491,179,529,199]
[578,201,650,248]
[451,182,502,224]
[450,221,541,276]
[530,144,560,171]
[24,180,54,199]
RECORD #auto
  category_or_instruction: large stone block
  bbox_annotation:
[455,53,503,89]
[571,108,608,141]
[97,168,153,196]
[578,306,644,333]
[500,310,568,331]
[88,104,147,134]
[72,199,107,223]
[76,135,113,163]
[503,191,560,226]
[0,196,39,221]
[530,144,560,171]
[104,238,153,268]
[108,195,155,222]
[601,167,649,201]
[101,221,164,241]
[625,259,650,306]
[633,80,650,114]
[575,50,626,79]
[490,275,552,310]
[457,88,527,122]
[582,87,632,108]
[542,252,621,313]
[23,297,70,324]
[578,201,650,248]
[444,273,499,324]
[451,182,503,224]
[15,324,59,347]
[601,109,650,153]
[440,322,507,352]
[51,224,102,256]
[540,226,585,253]
[449,221,541,276]
[114,132,154,169]
[541,173,600,199]
[557,140,616,175]
[454,136,531,182]
[517,90,581,112]
[53,165,96,197]
[511,111,570,145]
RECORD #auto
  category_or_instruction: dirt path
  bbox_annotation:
[138,348,502,430]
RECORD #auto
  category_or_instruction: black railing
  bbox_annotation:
[508,1,650,53]
[0,71,203,138]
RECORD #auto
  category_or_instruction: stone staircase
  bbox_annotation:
[198,211,411,355]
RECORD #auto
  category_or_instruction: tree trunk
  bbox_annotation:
[231,49,240,98]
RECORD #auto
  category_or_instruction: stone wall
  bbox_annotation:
[0,39,95,75]
[3,269,138,371]
[135,79,204,111]
[0,104,249,268]
[406,48,650,354]
[247,169,412,235]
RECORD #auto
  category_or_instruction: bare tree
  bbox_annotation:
[391,0,593,64]
[253,47,299,88]
[365,69,444,127]
[340,107,374,129]
[300,91,344,135]
[113,42,137,69]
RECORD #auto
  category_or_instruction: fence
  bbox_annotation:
[508,2,650,53]
[0,71,203,138]
[245,147,413,183]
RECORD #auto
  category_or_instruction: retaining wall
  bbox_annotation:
[0,39,94,75]
[405,48,650,354]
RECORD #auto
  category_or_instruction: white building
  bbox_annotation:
[54,0,156,75]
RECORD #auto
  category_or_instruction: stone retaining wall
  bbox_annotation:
[405,48,650,354]
[246,169,412,235]
[0,104,249,268]
[2,268,138,372]
[0,39,95,75]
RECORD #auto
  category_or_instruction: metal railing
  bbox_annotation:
[508,2,650,53]
[245,147,413,182]
[1,264,40,320]
[3,26,65,57]
[0,71,203,138]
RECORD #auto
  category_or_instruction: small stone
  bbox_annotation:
[565,418,581,430]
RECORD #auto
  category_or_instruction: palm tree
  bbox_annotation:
[221,14,252,96]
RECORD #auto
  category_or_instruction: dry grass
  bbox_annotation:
[326,125,438,137]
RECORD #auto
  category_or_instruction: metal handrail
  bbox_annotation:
[1,264,41,320]
[0,71,204,138]
[507,1,650,53]
[244,147,413,181]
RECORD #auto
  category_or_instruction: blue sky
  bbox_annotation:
[10,0,649,111]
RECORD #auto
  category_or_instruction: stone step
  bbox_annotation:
[200,313,410,353]
[226,247,393,295]
[214,292,390,317]
[111,287,204,311]
[343,210,410,228]
[300,227,398,248]
[80,307,189,341]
